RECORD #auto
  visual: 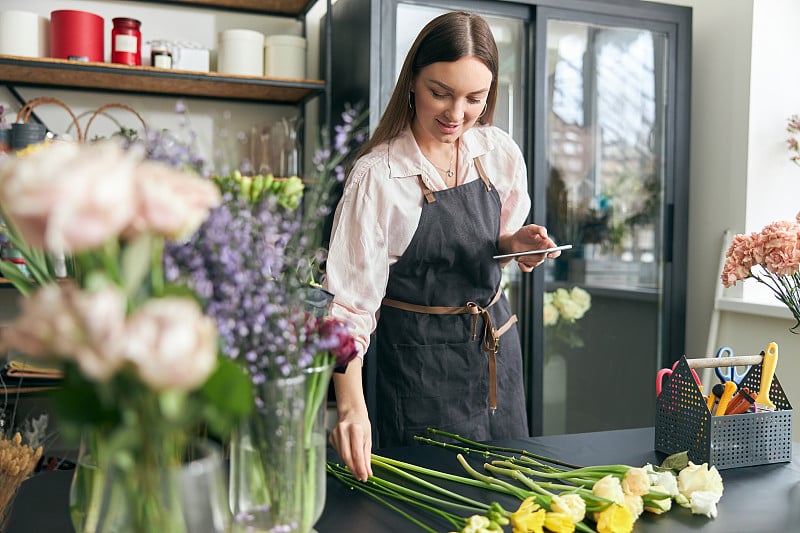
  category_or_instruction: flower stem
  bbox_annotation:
[371,454,517,498]
[371,456,492,512]
[327,463,464,532]
[424,428,584,469]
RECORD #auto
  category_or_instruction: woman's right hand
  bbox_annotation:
[329,406,373,481]
[329,359,373,481]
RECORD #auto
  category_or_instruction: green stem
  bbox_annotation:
[425,428,584,470]
[327,463,460,532]
[371,454,517,498]
[371,456,491,512]
[454,455,531,501]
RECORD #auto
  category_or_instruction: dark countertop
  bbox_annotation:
[8,427,800,532]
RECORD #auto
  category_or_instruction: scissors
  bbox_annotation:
[656,359,701,396]
[714,346,751,385]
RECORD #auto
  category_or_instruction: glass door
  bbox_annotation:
[533,10,689,435]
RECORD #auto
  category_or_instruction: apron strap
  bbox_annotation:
[382,287,516,411]
[417,175,437,203]
[473,157,492,192]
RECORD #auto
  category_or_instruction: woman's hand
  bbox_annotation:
[498,224,560,272]
[329,407,373,482]
[329,359,373,481]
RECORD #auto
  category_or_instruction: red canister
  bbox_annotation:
[111,17,142,66]
[50,9,104,62]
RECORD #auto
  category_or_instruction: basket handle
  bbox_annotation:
[686,354,763,369]
[84,103,147,140]
[15,97,84,143]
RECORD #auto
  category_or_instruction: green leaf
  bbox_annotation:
[660,450,690,471]
[47,366,121,441]
[198,358,253,437]
[0,260,36,295]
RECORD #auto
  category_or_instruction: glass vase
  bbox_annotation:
[230,373,306,533]
[70,436,229,533]
[301,361,334,533]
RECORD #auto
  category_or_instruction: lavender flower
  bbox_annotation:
[163,105,367,382]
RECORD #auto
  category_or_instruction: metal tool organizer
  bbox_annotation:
[655,356,792,469]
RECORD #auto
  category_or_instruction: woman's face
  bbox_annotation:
[410,56,492,146]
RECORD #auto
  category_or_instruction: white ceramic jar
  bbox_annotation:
[217,29,264,76]
[264,35,307,79]
[0,10,49,57]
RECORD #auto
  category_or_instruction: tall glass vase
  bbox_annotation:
[230,373,306,533]
[70,437,229,533]
[301,361,334,533]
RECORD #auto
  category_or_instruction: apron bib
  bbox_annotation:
[375,159,529,446]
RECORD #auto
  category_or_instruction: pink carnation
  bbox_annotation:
[721,233,757,287]
[760,220,800,277]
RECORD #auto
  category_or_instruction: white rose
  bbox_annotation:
[0,140,138,252]
[623,493,644,518]
[0,282,128,381]
[121,297,218,392]
[677,462,724,507]
[127,161,220,239]
[689,490,721,518]
[592,474,625,505]
[569,286,591,315]
[653,470,679,497]
[551,494,586,523]
[543,302,559,326]
[644,485,673,515]
[622,467,651,496]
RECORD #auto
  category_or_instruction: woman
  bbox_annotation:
[324,11,560,482]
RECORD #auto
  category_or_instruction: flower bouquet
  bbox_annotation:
[328,429,724,533]
[721,212,800,333]
[163,104,366,532]
[543,286,591,357]
[0,137,252,532]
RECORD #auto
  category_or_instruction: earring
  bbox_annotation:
[408,92,415,110]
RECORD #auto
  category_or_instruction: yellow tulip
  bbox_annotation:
[544,511,576,533]
[594,503,635,533]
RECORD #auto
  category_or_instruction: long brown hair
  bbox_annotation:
[357,11,499,158]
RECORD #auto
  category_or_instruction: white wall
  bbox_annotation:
[654,0,800,438]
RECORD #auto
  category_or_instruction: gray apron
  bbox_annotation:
[375,158,528,447]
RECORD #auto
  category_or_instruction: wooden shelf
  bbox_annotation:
[139,0,316,16]
[0,56,325,104]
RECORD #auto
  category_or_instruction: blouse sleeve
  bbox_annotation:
[494,129,531,236]
[323,155,391,359]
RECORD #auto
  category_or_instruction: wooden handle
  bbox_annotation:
[686,355,763,369]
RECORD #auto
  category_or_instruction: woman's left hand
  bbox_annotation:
[498,224,560,272]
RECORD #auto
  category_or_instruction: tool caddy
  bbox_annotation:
[655,354,792,469]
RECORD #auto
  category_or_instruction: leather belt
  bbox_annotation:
[382,288,517,411]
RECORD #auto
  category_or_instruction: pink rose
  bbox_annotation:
[0,282,129,381]
[0,141,138,252]
[126,161,220,239]
[121,297,218,392]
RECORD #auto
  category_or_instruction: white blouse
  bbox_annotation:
[323,125,531,358]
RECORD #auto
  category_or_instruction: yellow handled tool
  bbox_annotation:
[755,342,778,410]
[714,380,738,416]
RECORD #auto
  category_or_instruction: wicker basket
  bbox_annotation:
[655,354,792,469]
[15,97,83,142]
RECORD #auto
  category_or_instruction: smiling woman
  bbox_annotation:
[322,10,562,483]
